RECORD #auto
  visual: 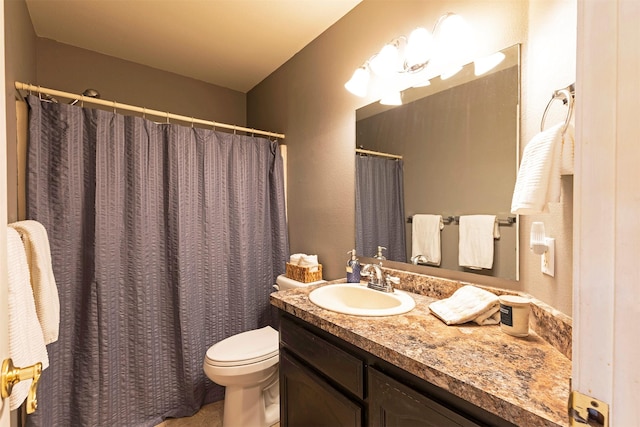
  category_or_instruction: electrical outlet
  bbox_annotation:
[541,237,555,276]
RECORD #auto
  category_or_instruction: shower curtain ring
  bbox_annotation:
[113,101,117,114]
[166,112,170,124]
[191,117,194,128]
[80,95,85,108]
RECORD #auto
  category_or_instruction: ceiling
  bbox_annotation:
[25,0,362,93]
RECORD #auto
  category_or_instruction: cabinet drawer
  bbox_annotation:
[280,316,364,399]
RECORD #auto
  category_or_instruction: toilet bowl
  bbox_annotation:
[204,326,280,427]
[203,275,325,427]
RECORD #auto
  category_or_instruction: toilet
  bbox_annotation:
[203,275,325,427]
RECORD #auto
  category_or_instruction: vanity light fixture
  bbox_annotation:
[344,12,505,104]
[344,13,470,102]
[530,222,555,276]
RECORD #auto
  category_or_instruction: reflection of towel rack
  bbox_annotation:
[407,215,516,226]
[540,83,575,135]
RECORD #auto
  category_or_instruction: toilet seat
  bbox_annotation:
[206,326,278,367]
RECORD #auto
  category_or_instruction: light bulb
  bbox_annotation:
[405,27,433,69]
[440,65,463,80]
[344,66,370,97]
[380,91,402,106]
[474,52,506,76]
[370,43,401,77]
[433,13,472,80]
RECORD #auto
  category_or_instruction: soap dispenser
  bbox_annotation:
[374,246,387,261]
[346,249,361,283]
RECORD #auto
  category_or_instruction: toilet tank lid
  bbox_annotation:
[206,326,278,364]
[276,274,326,290]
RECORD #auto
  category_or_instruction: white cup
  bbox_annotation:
[499,295,530,337]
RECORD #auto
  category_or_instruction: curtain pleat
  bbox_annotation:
[25,95,288,426]
[355,155,406,262]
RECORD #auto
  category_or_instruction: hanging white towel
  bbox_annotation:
[9,220,60,344]
[560,123,575,175]
[7,227,50,411]
[458,215,499,270]
[510,122,564,214]
[429,285,500,326]
[411,214,444,265]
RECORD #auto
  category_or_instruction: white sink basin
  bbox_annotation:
[308,283,415,316]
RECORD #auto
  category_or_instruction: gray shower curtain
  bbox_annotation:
[25,95,288,426]
[355,155,406,262]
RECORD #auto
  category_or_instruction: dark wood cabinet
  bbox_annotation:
[280,349,363,427]
[368,366,480,427]
[278,312,515,427]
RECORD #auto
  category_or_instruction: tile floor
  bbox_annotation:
[156,401,280,427]
[156,401,224,427]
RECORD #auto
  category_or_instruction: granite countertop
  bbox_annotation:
[270,278,571,427]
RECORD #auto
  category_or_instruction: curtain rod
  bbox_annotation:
[15,82,285,139]
[355,148,402,159]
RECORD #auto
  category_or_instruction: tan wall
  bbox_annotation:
[34,38,246,127]
[248,0,576,315]
[4,0,37,223]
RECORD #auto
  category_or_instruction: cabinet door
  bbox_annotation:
[368,367,481,427]
[280,349,363,427]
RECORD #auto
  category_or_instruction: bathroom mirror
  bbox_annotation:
[355,44,520,281]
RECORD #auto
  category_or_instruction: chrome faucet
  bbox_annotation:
[361,263,399,293]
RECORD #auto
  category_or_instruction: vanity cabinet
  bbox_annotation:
[368,367,479,427]
[278,312,515,427]
[280,350,362,427]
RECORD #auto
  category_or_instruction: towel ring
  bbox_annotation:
[541,86,575,135]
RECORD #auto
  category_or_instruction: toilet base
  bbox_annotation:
[222,374,279,427]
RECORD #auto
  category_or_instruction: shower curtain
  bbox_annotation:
[24,95,288,426]
[355,155,406,262]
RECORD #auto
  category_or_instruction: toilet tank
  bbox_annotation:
[274,274,325,291]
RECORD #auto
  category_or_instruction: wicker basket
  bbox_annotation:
[285,262,323,283]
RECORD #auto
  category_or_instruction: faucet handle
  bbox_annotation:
[385,274,400,286]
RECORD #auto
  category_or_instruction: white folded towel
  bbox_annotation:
[411,214,444,266]
[429,285,500,326]
[289,253,305,265]
[297,254,319,272]
[9,220,60,344]
[510,122,564,214]
[458,215,499,270]
[7,227,50,410]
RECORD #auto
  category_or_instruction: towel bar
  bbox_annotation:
[407,216,516,226]
[541,83,575,135]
